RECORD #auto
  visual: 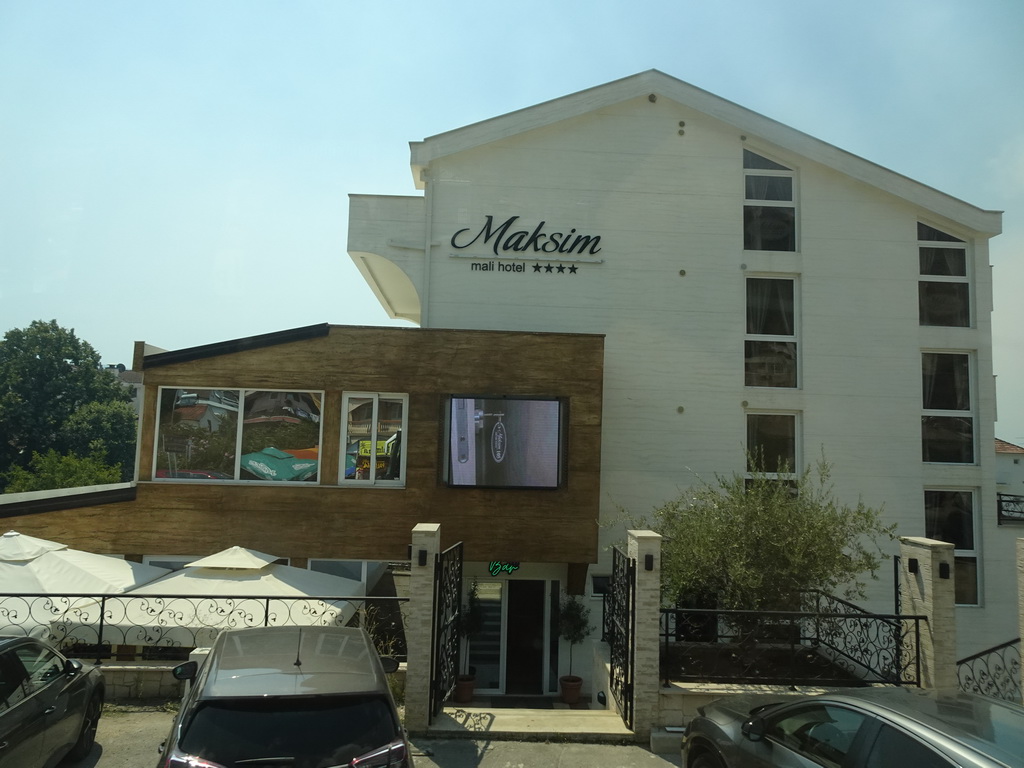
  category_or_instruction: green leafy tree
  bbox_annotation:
[0,320,132,490]
[2,449,121,492]
[58,400,138,482]
[638,456,895,612]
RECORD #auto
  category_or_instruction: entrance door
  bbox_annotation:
[504,580,545,694]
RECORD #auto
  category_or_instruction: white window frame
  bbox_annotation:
[743,149,798,252]
[340,392,409,487]
[918,222,971,328]
[921,351,976,465]
[744,275,799,389]
[923,488,980,606]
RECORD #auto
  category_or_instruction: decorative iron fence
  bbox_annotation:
[660,591,924,687]
[957,638,1021,703]
[429,541,462,723]
[607,546,636,730]
[0,592,408,664]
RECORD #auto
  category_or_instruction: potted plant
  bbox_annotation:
[557,592,593,704]
[454,581,482,703]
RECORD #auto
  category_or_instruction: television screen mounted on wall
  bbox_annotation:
[444,396,565,489]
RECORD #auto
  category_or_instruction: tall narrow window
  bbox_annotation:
[919,223,969,327]
[924,489,978,605]
[922,352,974,464]
[745,277,797,387]
[743,150,796,252]
[341,393,408,486]
[746,413,797,474]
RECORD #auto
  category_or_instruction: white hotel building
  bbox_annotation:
[348,70,1010,660]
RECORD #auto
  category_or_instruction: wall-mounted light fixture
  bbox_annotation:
[597,691,607,706]
[908,558,919,574]
[418,549,428,567]
[645,554,655,571]
[939,562,951,579]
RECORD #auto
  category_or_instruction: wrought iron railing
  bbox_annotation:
[0,592,408,664]
[660,592,924,687]
[998,494,1024,524]
[608,546,636,731]
[957,638,1021,703]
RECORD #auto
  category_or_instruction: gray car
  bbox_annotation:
[682,686,1024,768]
[0,635,104,767]
[158,625,412,768]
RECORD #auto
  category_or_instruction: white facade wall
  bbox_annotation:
[349,81,1007,658]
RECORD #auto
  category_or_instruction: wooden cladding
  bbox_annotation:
[16,326,604,565]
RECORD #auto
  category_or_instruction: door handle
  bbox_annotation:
[43,706,57,714]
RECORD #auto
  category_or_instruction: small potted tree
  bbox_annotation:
[557,592,593,704]
[454,581,482,703]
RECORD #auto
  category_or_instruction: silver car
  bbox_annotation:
[682,686,1024,768]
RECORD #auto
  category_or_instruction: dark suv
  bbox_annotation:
[158,626,412,768]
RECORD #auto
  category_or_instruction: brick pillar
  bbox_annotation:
[405,523,441,733]
[899,537,957,689]
[627,529,662,744]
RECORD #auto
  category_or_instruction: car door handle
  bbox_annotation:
[43,706,57,714]
[0,740,8,750]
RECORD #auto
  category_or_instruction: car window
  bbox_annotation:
[180,694,398,768]
[766,703,868,768]
[13,644,65,694]
[0,652,29,711]
[865,724,955,768]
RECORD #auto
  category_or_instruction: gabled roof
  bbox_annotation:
[410,70,1001,236]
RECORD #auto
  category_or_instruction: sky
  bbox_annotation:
[1,0,1022,443]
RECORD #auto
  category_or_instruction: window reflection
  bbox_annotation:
[343,394,406,484]
[155,388,239,479]
[239,391,322,482]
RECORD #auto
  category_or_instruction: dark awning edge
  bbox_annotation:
[143,323,331,369]
[0,485,138,520]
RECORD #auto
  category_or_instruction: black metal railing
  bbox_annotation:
[429,541,462,723]
[998,494,1024,524]
[957,638,1022,703]
[660,592,924,687]
[0,592,408,664]
[608,546,636,731]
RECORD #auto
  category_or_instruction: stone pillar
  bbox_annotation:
[899,537,957,689]
[627,529,662,744]
[405,523,441,733]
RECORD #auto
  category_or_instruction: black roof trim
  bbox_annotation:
[144,323,331,368]
[0,485,137,520]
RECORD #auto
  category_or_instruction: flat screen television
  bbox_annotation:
[444,395,566,489]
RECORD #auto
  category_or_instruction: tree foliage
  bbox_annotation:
[59,400,138,482]
[638,456,895,612]
[0,320,133,490]
[2,449,121,492]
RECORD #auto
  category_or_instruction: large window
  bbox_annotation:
[919,223,969,327]
[743,149,796,252]
[745,277,797,387]
[921,353,974,464]
[924,489,978,605]
[746,413,798,474]
[341,393,408,486]
[154,388,323,482]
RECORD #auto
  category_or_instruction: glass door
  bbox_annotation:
[466,581,505,693]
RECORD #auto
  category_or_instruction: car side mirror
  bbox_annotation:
[64,658,84,676]
[742,717,766,742]
[172,661,199,681]
[380,657,399,674]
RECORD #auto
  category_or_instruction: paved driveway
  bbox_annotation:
[84,705,682,768]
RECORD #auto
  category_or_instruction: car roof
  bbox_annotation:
[819,687,1024,765]
[199,626,389,699]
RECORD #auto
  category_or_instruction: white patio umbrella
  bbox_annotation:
[55,546,369,649]
[0,531,170,594]
[0,530,171,641]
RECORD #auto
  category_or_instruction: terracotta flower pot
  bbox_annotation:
[559,674,583,704]
[453,674,475,703]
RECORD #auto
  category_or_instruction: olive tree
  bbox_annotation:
[639,456,895,612]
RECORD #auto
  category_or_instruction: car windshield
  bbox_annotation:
[179,695,398,768]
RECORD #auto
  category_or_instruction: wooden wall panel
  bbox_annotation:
[11,326,604,566]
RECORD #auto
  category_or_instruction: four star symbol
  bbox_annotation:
[532,263,579,275]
